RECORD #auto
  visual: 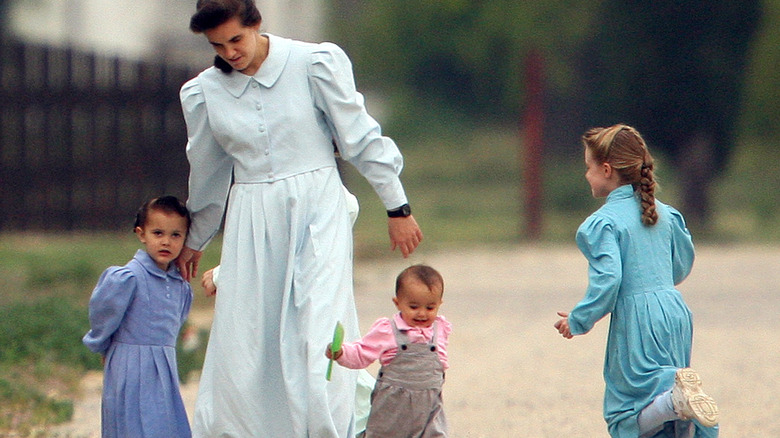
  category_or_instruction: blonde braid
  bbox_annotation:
[639,157,658,225]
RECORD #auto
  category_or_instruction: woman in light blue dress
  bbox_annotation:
[83,196,193,438]
[175,1,423,437]
[554,125,719,438]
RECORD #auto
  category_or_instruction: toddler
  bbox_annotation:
[327,264,452,437]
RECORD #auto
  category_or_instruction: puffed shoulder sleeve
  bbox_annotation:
[82,267,138,354]
[308,43,408,210]
[437,315,453,339]
[668,206,695,284]
[180,77,233,250]
[569,215,623,335]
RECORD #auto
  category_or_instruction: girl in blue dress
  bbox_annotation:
[83,196,194,438]
[554,125,719,438]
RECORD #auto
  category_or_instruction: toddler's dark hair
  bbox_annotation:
[395,264,444,297]
[134,196,191,231]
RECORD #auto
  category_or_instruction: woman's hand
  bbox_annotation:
[388,215,423,258]
[176,246,203,282]
[554,311,573,339]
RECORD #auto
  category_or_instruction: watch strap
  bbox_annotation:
[387,203,411,218]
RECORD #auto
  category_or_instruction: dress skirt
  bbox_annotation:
[192,166,359,437]
[606,289,717,437]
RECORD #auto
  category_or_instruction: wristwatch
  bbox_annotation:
[387,203,411,218]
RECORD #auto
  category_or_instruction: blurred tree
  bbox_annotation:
[329,0,601,121]
[579,0,761,228]
[0,0,7,34]
[741,0,780,141]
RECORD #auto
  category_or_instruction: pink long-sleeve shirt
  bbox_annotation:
[337,313,451,370]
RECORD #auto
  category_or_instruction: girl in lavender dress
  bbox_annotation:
[83,196,193,438]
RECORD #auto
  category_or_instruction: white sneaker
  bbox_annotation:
[671,368,719,427]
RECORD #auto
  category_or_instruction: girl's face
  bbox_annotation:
[584,148,619,198]
[204,17,265,76]
[135,209,188,271]
[393,279,443,328]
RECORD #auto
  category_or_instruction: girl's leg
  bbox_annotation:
[638,390,677,437]
[639,368,719,437]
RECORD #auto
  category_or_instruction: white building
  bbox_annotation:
[7,0,326,67]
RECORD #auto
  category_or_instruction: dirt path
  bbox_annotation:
[47,244,780,437]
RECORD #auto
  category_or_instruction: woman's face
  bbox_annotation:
[204,17,263,75]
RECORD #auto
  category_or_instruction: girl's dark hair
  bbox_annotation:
[190,0,263,73]
[134,196,191,231]
[582,124,658,225]
[395,264,444,298]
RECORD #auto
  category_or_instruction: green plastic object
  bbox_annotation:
[326,321,345,381]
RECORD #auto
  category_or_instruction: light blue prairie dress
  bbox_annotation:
[180,34,409,437]
[83,249,193,438]
[568,185,718,438]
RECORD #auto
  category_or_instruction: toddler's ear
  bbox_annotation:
[134,226,145,242]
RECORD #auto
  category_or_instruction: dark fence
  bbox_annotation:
[0,39,197,231]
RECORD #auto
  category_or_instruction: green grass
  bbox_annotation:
[343,122,618,255]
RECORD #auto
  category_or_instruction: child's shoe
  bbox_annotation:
[671,368,719,427]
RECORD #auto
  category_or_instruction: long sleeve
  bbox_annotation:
[669,206,695,285]
[82,267,138,354]
[180,78,234,251]
[338,314,452,370]
[337,317,397,369]
[309,44,408,210]
[569,215,623,336]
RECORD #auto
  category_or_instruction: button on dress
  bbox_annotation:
[83,249,193,438]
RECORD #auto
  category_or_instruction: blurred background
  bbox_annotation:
[0,0,778,434]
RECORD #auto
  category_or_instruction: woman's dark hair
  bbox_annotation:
[190,0,262,33]
[134,196,191,231]
[189,0,262,73]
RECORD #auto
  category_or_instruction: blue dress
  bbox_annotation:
[181,34,408,437]
[568,185,717,437]
[83,249,193,438]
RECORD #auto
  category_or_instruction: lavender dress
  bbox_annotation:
[83,249,193,438]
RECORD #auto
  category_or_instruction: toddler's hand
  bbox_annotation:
[325,343,343,360]
[554,311,573,339]
[201,268,217,297]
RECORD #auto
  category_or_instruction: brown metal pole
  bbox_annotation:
[521,49,545,240]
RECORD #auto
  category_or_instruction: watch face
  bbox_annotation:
[401,204,411,216]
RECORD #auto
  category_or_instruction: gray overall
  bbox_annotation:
[364,320,447,438]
